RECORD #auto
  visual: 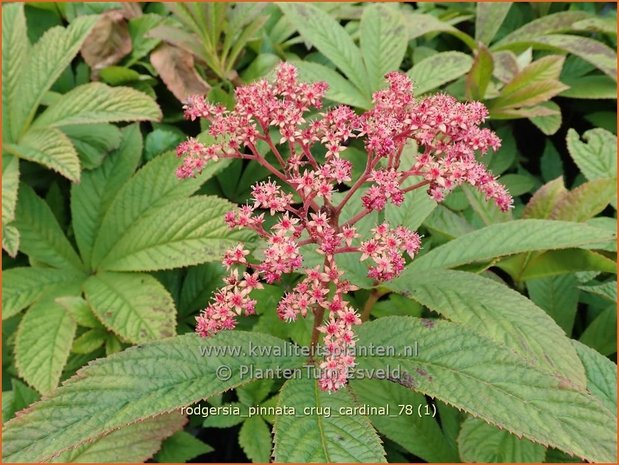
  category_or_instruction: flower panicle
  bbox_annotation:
[178,62,512,392]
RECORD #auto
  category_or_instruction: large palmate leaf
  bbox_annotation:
[2,332,305,462]
[407,219,615,272]
[407,52,473,95]
[356,317,616,462]
[13,14,98,140]
[83,272,176,344]
[97,196,249,272]
[15,295,80,395]
[2,4,29,144]
[52,413,185,463]
[90,152,230,269]
[5,127,81,182]
[71,124,143,268]
[458,417,546,462]
[33,82,161,128]
[279,3,369,95]
[389,269,586,388]
[272,378,386,463]
[14,185,83,271]
[2,267,86,321]
[360,3,407,92]
[350,379,457,462]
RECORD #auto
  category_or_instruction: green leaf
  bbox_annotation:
[566,128,617,181]
[202,402,246,429]
[279,3,369,95]
[179,262,227,316]
[360,4,407,92]
[237,379,274,406]
[529,101,562,135]
[2,267,85,320]
[291,61,371,109]
[475,2,512,45]
[155,430,214,463]
[91,152,230,269]
[389,269,586,389]
[4,379,41,423]
[385,177,437,230]
[14,15,98,139]
[407,219,615,272]
[53,413,185,463]
[499,249,616,281]
[580,306,617,356]
[71,124,142,268]
[495,11,591,46]
[550,178,616,222]
[560,75,617,99]
[466,45,494,100]
[579,280,617,303]
[33,83,162,128]
[15,299,78,394]
[71,329,107,355]
[462,185,512,225]
[2,332,305,462]
[2,4,29,143]
[530,34,616,81]
[83,272,176,344]
[239,416,272,463]
[2,224,20,258]
[2,153,20,230]
[350,379,457,462]
[423,205,474,240]
[98,195,248,272]
[404,12,476,50]
[407,52,473,96]
[573,340,616,413]
[523,177,567,219]
[6,127,81,182]
[356,317,616,462]
[61,123,122,170]
[527,274,579,334]
[490,55,567,109]
[144,124,185,161]
[458,417,546,462]
[56,296,102,329]
[14,184,83,271]
[272,377,386,463]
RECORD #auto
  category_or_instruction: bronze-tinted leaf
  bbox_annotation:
[80,11,132,74]
[150,43,210,102]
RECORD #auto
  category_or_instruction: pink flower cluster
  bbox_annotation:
[178,63,511,392]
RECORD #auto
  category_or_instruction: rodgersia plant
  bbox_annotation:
[176,63,512,392]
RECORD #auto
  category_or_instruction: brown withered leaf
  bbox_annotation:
[150,43,211,102]
[81,10,132,74]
